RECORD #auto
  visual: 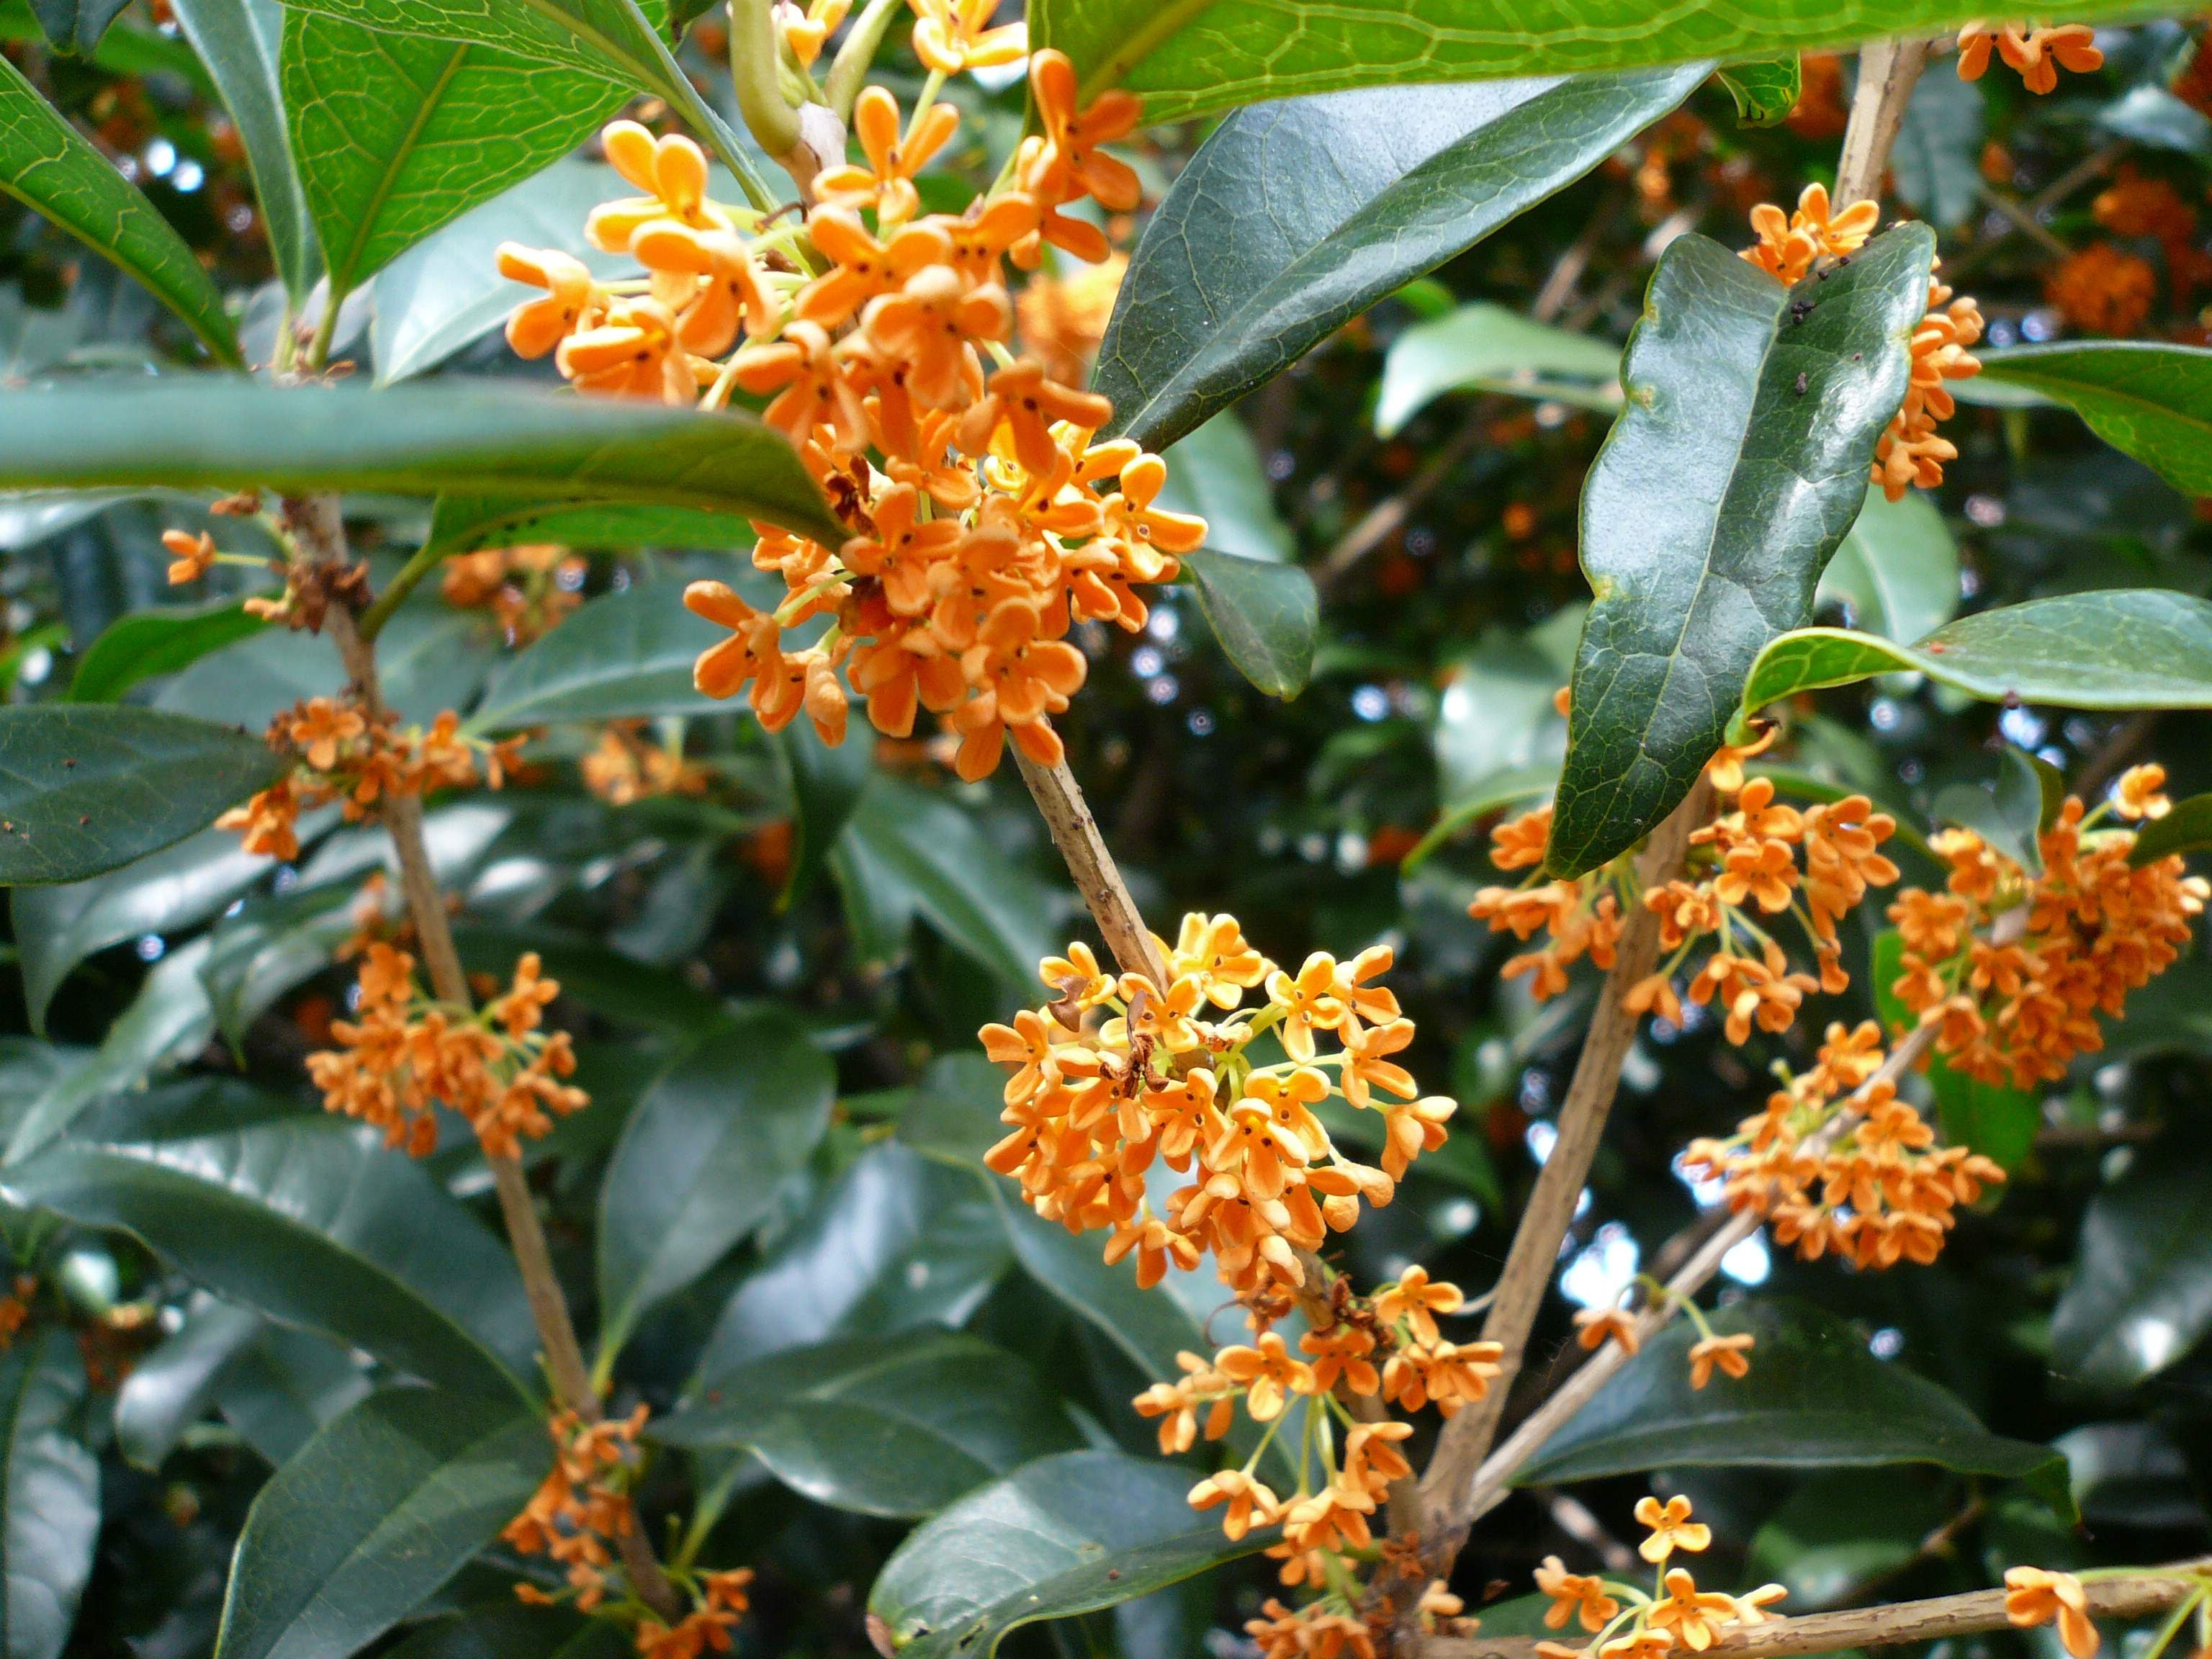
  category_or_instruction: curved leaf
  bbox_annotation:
[213,1386,547,1659]
[1182,547,1317,699]
[657,1333,1080,1518]
[0,707,291,887]
[65,598,268,705]
[114,1298,265,1471]
[28,0,130,53]
[1519,1299,2072,1515]
[1094,67,1701,449]
[1980,342,2212,498]
[3,1105,536,1399]
[282,8,620,297]
[1717,55,1801,127]
[1154,414,1290,562]
[424,497,756,557]
[596,1012,835,1357]
[467,581,728,732]
[1547,223,1936,876]
[170,0,318,303]
[868,1449,1265,1659]
[1740,590,2212,721]
[0,1331,98,1659]
[0,380,843,545]
[2049,1154,2212,1392]
[1814,486,1959,645]
[1374,302,1622,435]
[2129,792,2212,866]
[0,55,240,364]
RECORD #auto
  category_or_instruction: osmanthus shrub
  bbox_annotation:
[8,2,2212,1659]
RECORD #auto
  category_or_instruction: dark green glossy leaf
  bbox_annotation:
[114,1298,264,1470]
[868,1449,1264,1659]
[0,707,290,887]
[596,1012,835,1357]
[1871,930,2038,1170]
[691,1143,1010,1394]
[835,778,1058,989]
[381,1606,625,1659]
[1746,1472,1951,1609]
[2050,1154,2212,1392]
[773,718,871,909]
[1033,0,2146,125]
[212,1386,547,1659]
[1980,343,2212,497]
[1547,224,1937,876]
[1094,67,1701,449]
[282,7,619,297]
[454,924,727,1036]
[1182,547,1317,699]
[199,883,358,1051]
[987,1183,1208,1385]
[656,1333,1080,1518]
[1930,746,2052,876]
[1815,486,1959,644]
[467,580,727,732]
[0,55,240,363]
[211,1322,371,1468]
[171,0,319,302]
[0,381,842,544]
[65,599,268,704]
[1717,55,1799,126]
[0,1330,98,1659]
[1891,67,1986,231]
[1519,1298,2072,1515]
[2130,792,2212,866]
[1740,590,2212,720]
[150,606,490,732]
[3,1107,536,1399]
[28,0,127,52]
[425,497,757,557]
[1373,302,1622,436]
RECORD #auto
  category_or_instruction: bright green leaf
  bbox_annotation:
[0,380,842,545]
[467,580,727,732]
[2049,1154,2212,1392]
[1182,547,1317,699]
[1981,343,2212,498]
[66,598,268,704]
[1374,302,1622,436]
[0,707,291,887]
[868,1449,1267,1659]
[0,1331,98,1659]
[1094,67,1701,449]
[171,0,319,302]
[1547,224,1937,876]
[212,1386,547,1659]
[0,55,241,363]
[655,1333,1080,1518]
[425,496,757,557]
[1717,55,1800,127]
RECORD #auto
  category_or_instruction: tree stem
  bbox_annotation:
[1835,38,1933,208]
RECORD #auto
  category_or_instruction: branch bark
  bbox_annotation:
[1835,39,1933,208]
[1014,749,1171,986]
[1427,1561,2211,1659]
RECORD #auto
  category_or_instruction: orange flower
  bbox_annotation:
[1187,1468,1280,1540]
[816,86,961,225]
[1537,1556,1622,1632]
[2113,763,2172,820]
[498,244,603,358]
[1573,1306,1642,1357]
[1373,1265,1463,1343]
[775,0,848,66]
[1490,805,1552,871]
[1648,1568,1740,1651]
[1214,1331,1316,1421]
[1686,1332,1755,1389]
[1635,1495,1712,1562]
[1957,22,2103,94]
[1742,183,1879,286]
[162,529,216,585]
[910,0,1027,73]
[588,123,728,252]
[2005,1568,2100,1658]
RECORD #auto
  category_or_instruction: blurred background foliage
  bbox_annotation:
[2,5,2212,1658]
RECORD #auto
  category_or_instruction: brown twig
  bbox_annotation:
[1835,39,1933,208]
[303,502,681,1620]
[1417,778,1710,1565]
[1013,749,1172,986]
[1428,1560,2212,1659]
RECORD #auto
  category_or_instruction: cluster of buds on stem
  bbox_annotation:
[1531,1497,1787,1659]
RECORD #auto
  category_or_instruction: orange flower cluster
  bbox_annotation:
[1471,765,1899,1043]
[979,915,1455,1302]
[495,40,1202,781]
[580,723,711,806]
[442,543,585,644]
[505,1406,649,1611]
[307,945,587,1158]
[2004,1568,2100,1659]
[1683,1020,2006,1269]
[634,1570,756,1659]
[1532,1497,1786,1659]
[1246,1581,1467,1659]
[1889,768,2206,1088]
[217,696,513,862]
[1957,22,2104,94]
[1874,271,1984,501]
[1741,183,1878,286]
[2045,243,2158,338]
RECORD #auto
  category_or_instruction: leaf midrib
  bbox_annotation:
[326,39,472,296]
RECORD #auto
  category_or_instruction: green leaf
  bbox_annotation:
[210,1322,370,1467]
[4,1105,537,1399]
[1747,1472,1951,1610]
[1154,413,1290,562]
[171,0,320,303]
[1739,590,2212,721]
[12,826,276,1035]
[380,1606,625,1659]
[1980,343,2212,498]
[0,1331,98,1659]
[454,923,727,1036]
[1034,0,2149,124]
[213,1386,547,1659]
[115,1298,265,1470]
[0,707,291,887]
[424,496,757,557]
[1519,1298,2074,1515]
[1717,55,1800,126]
[1870,930,2038,1170]
[1547,223,1937,877]
[152,606,489,732]
[29,0,127,53]
[1929,745,2052,876]
[1373,302,1622,436]
[1814,486,1959,645]
[1182,547,1317,699]
[2049,1154,2212,1392]
[691,1143,1010,1393]
[1094,67,1701,449]
[2129,792,2212,866]
[656,1333,1080,1518]
[373,158,635,386]
[596,1012,835,1357]
[0,55,240,364]
[1890,66,1986,232]
[773,718,871,909]
[66,599,268,704]
[0,380,842,545]
[466,580,728,732]
[868,1449,1266,1659]
[835,778,1058,989]
[282,7,621,299]
[275,0,763,204]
